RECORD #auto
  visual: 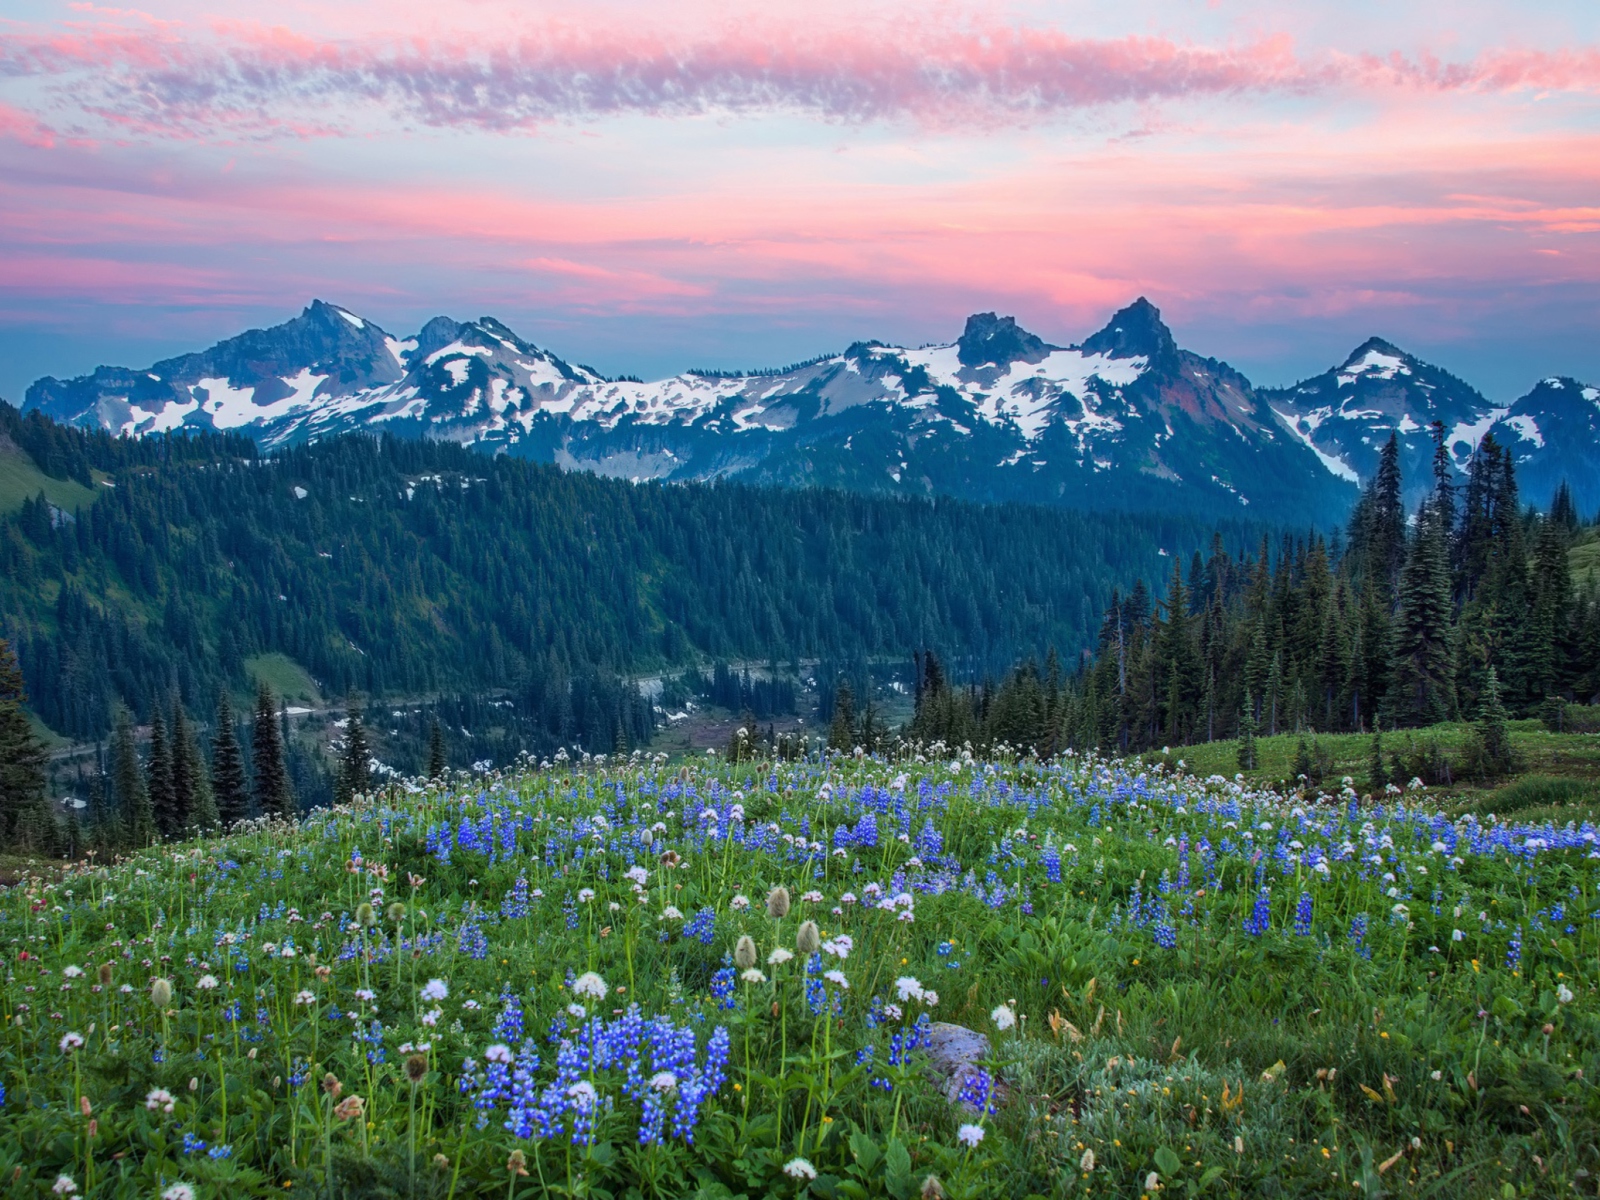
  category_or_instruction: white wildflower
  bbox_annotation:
[990,1004,1016,1031]
[783,1158,818,1181]
[420,979,449,1002]
[957,1123,985,1148]
[572,972,607,1000]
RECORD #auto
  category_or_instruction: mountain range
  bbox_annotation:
[22,299,1598,525]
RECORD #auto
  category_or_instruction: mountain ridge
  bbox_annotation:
[24,299,1598,524]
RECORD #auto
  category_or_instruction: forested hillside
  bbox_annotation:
[0,402,1251,743]
[900,424,1600,766]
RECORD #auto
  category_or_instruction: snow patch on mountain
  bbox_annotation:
[1269,404,1360,482]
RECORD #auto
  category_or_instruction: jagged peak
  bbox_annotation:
[1078,297,1177,367]
[956,312,1050,369]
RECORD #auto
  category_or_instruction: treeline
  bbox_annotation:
[897,427,1599,761]
[0,403,1245,740]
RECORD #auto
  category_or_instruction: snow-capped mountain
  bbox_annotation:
[1264,340,1600,515]
[24,299,1595,523]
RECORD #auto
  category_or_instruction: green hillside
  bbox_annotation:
[0,440,98,515]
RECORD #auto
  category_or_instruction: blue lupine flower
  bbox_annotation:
[1294,891,1314,937]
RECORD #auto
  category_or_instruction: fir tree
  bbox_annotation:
[112,707,154,847]
[1236,689,1258,772]
[146,712,178,839]
[251,681,293,819]
[1367,730,1388,796]
[0,637,49,847]
[1471,666,1516,780]
[210,692,250,826]
[173,704,218,832]
[827,680,856,752]
[1390,497,1456,726]
[427,718,447,779]
[336,702,371,805]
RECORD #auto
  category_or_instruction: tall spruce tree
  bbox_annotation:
[112,706,155,847]
[1236,689,1258,772]
[0,637,49,847]
[427,718,447,779]
[251,681,293,819]
[336,702,371,805]
[173,704,218,832]
[1471,666,1516,780]
[1390,496,1456,726]
[146,712,178,840]
[210,692,250,826]
[827,680,856,752]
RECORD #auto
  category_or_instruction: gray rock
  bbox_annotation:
[924,1021,1003,1109]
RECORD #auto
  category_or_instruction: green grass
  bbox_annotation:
[1151,719,1600,800]
[0,442,98,516]
[1572,536,1600,592]
[243,652,322,705]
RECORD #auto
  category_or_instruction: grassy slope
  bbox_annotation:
[1167,720,1599,780]
[244,652,323,706]
[0,442,98,516]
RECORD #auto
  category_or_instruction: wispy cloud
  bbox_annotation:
[3,17,1597,140]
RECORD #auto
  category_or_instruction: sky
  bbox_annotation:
[0,0,1596,404]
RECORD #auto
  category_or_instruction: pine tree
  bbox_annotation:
[146,712,178,840]
[210,692,250,826]
[0,637,49,847]
[1367,730,1388,796]
[336,702,371,805]
[1471,666,1516,780]
[113,706,155,847]
[1390,497,1456,725]
[427,718,447,779]
[1291,734,1314,786]
[251,681,293,819]
[173,704,218,832]
[1236,689,1258,772]
[827,680,855,752]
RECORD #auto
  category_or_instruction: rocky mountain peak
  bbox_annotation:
[1079,298,1178,368]
[956,313,1050,369]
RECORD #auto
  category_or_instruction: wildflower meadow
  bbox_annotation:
[1,747,1594,1198]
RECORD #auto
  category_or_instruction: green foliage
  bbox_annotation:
[0,635,49,848]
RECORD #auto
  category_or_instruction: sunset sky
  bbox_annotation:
[1,0,1596,401]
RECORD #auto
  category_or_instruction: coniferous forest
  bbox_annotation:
[904,424,1600,765]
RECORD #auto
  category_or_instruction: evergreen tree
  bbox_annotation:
[146,712,178,839]
[1471,666,1516,780]
[336,702,371,805]
[251,681,293,819]
[173,704,218,832]
[1236,689,1258,772]
[827,680,856,752]
[1367,730,1388,796]
[113,706,155,847]
[210,692,250,825]
[1291,734,1313,785]
[1390,497,1455,725]
[0,637,49,846]
[427,718,447,779]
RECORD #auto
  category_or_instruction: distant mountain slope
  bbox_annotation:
[1264,342,1599,515]
[27,299,1598,522]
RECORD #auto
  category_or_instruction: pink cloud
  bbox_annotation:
[0,104,56,149]
[2,15,1597,141]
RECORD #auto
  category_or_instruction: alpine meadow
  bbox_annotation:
[3,0,1600,1197]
